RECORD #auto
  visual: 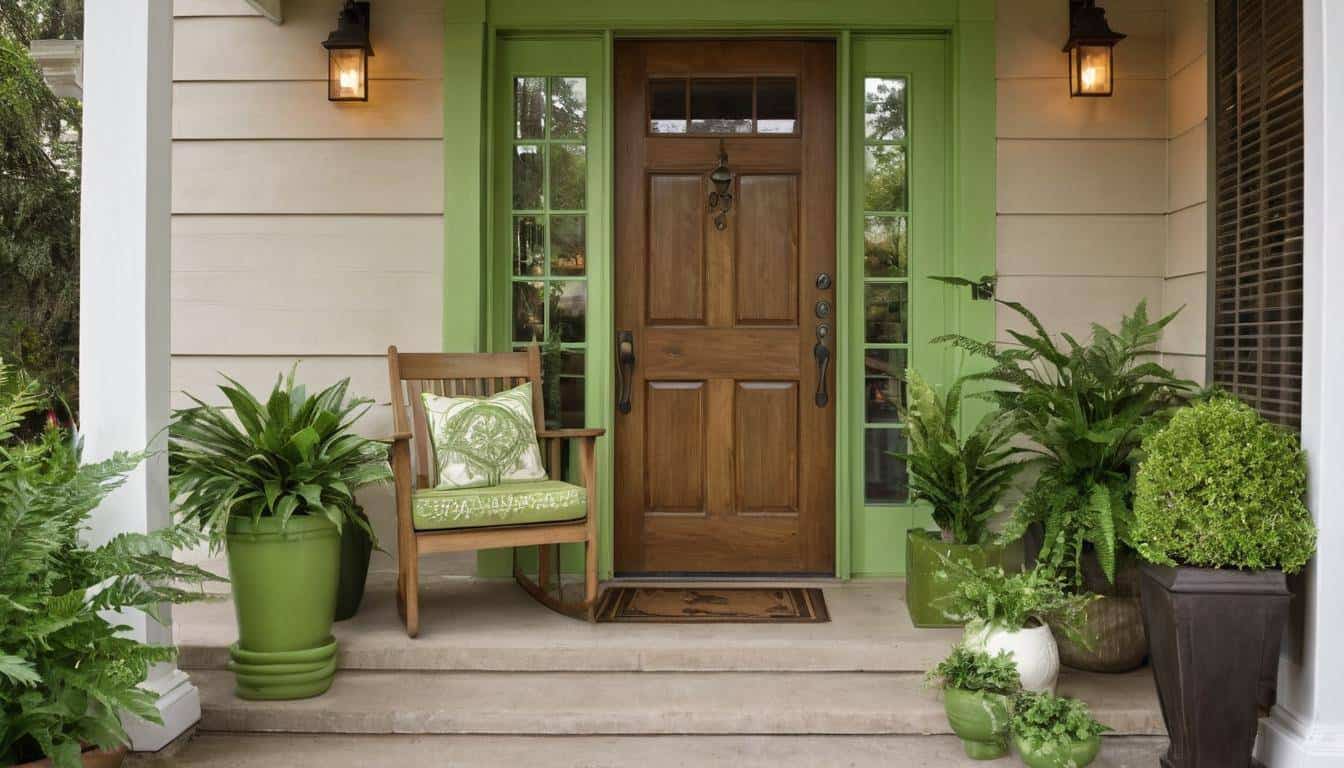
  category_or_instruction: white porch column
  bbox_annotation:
[1256,1,1344,765]
[79,2,198,751]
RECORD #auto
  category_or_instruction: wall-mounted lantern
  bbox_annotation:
[1063,0,1125,97]
[323,1,373,102]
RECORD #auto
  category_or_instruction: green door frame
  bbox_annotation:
[442,0,996,580]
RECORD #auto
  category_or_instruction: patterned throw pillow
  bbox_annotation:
[421,382,547,489]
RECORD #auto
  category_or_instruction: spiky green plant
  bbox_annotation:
[934,294,1194,587]
[0,361,221,768]
[169,368,391,547]
[894,370,1024,545]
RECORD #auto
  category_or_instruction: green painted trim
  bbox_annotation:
[479,35,610,579]
[482,0,962,29]
[847,35,955,578]
[443,16,489,353]
[834,31,854,579]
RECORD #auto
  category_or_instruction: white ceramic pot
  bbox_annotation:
[964,622,1060,693]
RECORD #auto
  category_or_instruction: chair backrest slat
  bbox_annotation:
[387,346,547,490]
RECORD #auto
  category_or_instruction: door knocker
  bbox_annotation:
[708,142,733,231]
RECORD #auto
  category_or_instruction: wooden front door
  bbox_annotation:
[613,40,836,575]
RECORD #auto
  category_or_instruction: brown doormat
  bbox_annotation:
[594,587,830,623]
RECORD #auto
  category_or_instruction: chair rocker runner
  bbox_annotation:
[387,345,604,637]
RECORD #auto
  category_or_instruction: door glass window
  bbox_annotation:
[757,77,798,134]
[690,78,753,134]
[861,77,910,504]
[510,76,589,427]
[648,77,799,135]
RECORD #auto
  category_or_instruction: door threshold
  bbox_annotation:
[609,574,844,588]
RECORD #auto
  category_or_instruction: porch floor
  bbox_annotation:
[175,555,967,673]
[165,556,1168,766]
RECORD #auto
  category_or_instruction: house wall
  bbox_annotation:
[1163,0,1209,384]
[169,0,446,556]
[164,0,1208,573]
[995,0,1208,383]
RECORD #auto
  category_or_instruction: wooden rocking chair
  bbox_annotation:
[387,345,603,637]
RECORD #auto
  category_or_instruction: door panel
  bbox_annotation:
[647,175,706,324]
[735,175,799,325]
[615,39,836,574]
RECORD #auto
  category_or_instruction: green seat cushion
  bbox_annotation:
[412,480,587,531]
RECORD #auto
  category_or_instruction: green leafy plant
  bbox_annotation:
[935,294,1194,586]
[168,368,392,547]
[937,557,1096,646]
[1010,691,1110,749]
[895,369,1024,545]
[925,644,1021,695]
[0,361,221,768]
[1134,396,1317,572]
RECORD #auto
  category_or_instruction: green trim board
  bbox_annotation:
[442,0,997,579]
[848,35,955,577]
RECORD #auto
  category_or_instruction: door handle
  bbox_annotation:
[617,330,635,414]
[813,324,830,408]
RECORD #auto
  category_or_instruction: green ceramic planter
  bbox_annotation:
[1012,733,1102,768]
[225,514,340,700]
[905,529,1003,628]
[335,507,373,621]
[943,687,1012,760]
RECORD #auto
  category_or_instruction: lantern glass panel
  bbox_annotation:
[328,47,367,101]
[1070,44,1114,96]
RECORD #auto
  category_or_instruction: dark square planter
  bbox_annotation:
[1139,563,1291,768]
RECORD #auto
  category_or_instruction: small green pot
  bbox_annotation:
[335,507,373,621]
[226,514,339,653]
[943,687,1012,760]
[905,528,1003,628]
[1012,733,1102,768]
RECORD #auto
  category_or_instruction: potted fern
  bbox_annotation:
[925,644,1021,760]
[1010,691,1109,768]
[1133,396,1316,768]
[0,364,220,768]
[937,296,1192,672]
[895,370,1023,627]
[939,559,1095,693]
[169,369,390,700]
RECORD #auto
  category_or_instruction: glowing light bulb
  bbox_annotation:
[1081,66,1098,89]
[340,68,359,90]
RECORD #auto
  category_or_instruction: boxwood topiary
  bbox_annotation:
[1133,396,1316,572]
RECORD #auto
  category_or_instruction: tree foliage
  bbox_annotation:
[0,360,222,768]
[0,0,83,430]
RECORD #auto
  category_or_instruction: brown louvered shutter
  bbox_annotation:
[1212,0,1305,428]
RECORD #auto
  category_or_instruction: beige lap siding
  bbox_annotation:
[170,0,447,561]
[995,0,1206,365]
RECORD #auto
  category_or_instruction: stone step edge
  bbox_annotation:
[193,669,1166,737]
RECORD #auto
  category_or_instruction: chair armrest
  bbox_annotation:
[537,428,606,440]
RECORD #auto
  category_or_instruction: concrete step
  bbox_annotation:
[175,577,962,673]
[131,733,1171,768]
[195,668,1165,737]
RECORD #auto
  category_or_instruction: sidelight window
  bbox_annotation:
[510,75,589,427]
[861,76,910,504]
